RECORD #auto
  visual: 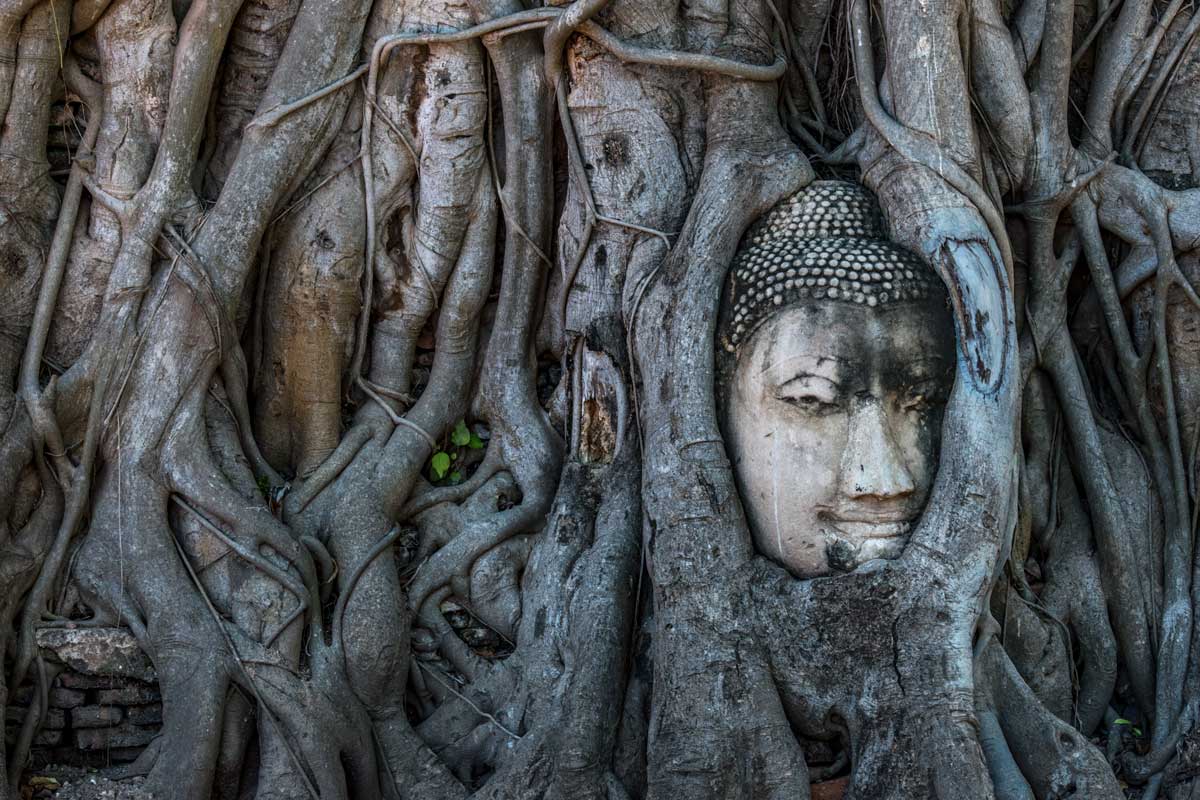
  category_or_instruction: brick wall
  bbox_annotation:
[4,628,161,768]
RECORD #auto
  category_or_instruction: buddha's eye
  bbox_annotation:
[781,394,840,414]
[776,375,842,415]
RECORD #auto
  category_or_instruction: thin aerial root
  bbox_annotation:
[356,376,438,448]
[416,662,521,741]
[1119,731,1181,784]
[359,377,415,408]
[8,658,60,796]
[559,213,595,334]
[169,495,313,623]
[1072,0,1127,68]
[219,350,282,486]
[575,21,786,81]
[594,213,674,247]
[333,524,404,655]
[302,535,338,603]
[1109,0,1187,145]
[248,63,370,128]
[168,528,320,800]
[1004,153,1114,219]
[79,170,132,218]
[542,0,611,88]
[13,352,111,692]
[289,424,374,514]
[401,448,503,519]
[407,503,543,616]
[1128,11,1200,159]
[19,52,102,481]
[269,154,363,225]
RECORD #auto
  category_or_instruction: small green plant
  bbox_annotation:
[427,420,485,484]
[430,451,452,479]
[1112,718,1143,737]
[451,419,484,450]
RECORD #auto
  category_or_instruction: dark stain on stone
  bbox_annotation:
[601,133,630,168]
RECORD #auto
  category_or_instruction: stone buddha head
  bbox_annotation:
[718,182,955,578]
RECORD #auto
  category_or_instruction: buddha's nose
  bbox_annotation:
[838,399,917,501]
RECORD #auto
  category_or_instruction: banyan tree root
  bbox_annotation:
[976,637,1122,798]
[3,0,1200,798]
[1018,373,1121,736]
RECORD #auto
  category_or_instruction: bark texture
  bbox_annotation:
[1,0,1199,798]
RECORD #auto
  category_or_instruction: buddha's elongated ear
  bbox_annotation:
[866,165,1017,599]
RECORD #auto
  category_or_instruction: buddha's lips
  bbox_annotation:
[823,518,913,540]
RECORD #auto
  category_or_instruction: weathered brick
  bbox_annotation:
[125,704,162,726]
[74,724,159,751]
[47,688,86,709]
[57,672,123,690]
[34,729,64,747]
[94,681,159,706]
[30,746,83,770]
[104,746,146,763]
[71,705,124,728]
[35,744,140,767]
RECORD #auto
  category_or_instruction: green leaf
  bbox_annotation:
[1134,727,1143,737]
[449,471,462,484]
[1113,719,1131,726]
[451,420,471,447]
[431,451,451,479]
[468,433,484,450]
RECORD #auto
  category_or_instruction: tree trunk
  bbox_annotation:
[2,1,1199,798]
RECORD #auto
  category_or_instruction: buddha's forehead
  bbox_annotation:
[742,301,953,387]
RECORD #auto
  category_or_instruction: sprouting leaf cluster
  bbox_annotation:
[428,420,485,484]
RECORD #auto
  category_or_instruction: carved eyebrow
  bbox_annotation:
[758,352,850,377]
[777,372,843,390]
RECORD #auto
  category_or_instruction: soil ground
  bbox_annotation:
[18,767,152,800]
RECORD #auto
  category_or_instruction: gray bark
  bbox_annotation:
[2,0,1199,798]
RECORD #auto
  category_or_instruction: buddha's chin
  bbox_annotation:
[855,534,909,563]
[821,527,910,574]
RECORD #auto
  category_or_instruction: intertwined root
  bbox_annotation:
[3,1,1200,798]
